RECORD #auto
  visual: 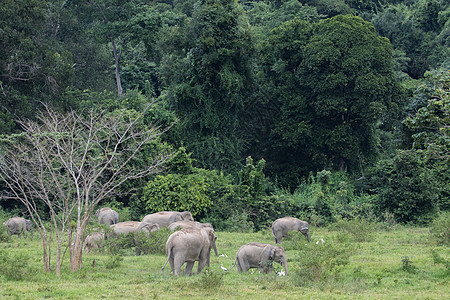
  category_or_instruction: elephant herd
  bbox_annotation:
[3,210,311,277]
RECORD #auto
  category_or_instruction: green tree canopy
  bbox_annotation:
[261,15,401,186]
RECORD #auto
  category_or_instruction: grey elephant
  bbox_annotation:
[142,211,194,228]
[162,227,218,276]
[110,221,160,255]
[272,217,310,244]
[95,207,119,225]
[168,220,213,232]
[225,242,288,275]
[3,217,33,238]
[84,231,105,253]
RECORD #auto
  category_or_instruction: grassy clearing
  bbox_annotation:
[0,225,448,299]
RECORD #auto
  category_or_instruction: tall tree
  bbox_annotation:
[261,15,401,186]
[160,0,254,171]
[0,105,171,274]
[0,0,74,133]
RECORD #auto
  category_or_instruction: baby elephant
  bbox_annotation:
[272,217,310,244]
[226,243,288,275]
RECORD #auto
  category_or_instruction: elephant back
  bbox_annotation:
[97,208,119,225]
[111,221,140,235]
[142,211,184,228]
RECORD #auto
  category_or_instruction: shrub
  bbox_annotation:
[429,212,450,245]
[0,220,11,242]
[329,217,375,242]
[135,227,172,255]
[370,150,439,224]
[198,267,224,289]
[291,240,354,285]
[0,249,33,280]
[105,255,123,269]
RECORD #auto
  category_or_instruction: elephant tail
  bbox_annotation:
[161,244,172,272]
[161,257,170,272]
[223,256,238,271]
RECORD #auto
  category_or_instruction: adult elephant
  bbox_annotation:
[110,221,160,236]
[95,207,119,225]
[161,227,218,276]
[110,221,160,255]
[225,242,288,275]
[168,220,213,232]
[142,211,193,228]
[271,217,310,244]
[3,217,33,238]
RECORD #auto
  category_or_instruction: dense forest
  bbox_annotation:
[0,0,448,231]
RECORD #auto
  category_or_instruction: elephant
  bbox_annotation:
[110,221,160,236]
[168,220,213,232]
[271,217,310,244]
[95,207,119,225]
[225,242,288,275]
[142,211,194,228]
[109,221,160,255]
[161,227,218,276]
[84,231,105,253]
[3,217,33,238]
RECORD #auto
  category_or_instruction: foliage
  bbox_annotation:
[105,255,124,270]
[260,15,401,186]
[429,211,450,246]
[159,0,255,172]
[403,68,449,163]
[0,249,33,281]
[370,150,439,224]
[135,227,172,255]
[329,217,375,242]
[140,172,211,218]
[198,267,224,289]
[290,171,375,226]
[290,239,354,284]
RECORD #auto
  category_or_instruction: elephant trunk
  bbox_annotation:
[306,231,310,243]
[213,240,218,257]
[282,258,289,276]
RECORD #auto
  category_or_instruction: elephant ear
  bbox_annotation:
[269,248,276,260]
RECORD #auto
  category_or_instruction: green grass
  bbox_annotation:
[0,225,448,299]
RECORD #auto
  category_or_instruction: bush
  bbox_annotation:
[0,249,33,280]
[290,240,354,285]
[429,212,450,245]
[370,150,439,224]
[198,267,224,289]
[0,220,11,242]
[140,172,211,218]
[105,255,123,269]
[329,217,375,243]
[135,227,172,255]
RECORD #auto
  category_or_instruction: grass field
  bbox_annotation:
[0,224,448,299]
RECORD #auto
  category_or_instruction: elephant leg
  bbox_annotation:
[173,255,185,276]
[185,261,195,275]
[168,257,175,275]
[237,257,249,273]
[197,257,208,274]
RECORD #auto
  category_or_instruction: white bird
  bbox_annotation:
[219,253,228,258]
[277,269,286,276]
[221,264,227,271]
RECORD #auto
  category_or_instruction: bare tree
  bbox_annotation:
[0,104,171,274]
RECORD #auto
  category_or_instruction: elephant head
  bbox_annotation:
[137,222,160,234]
[180,211,194,222]
[267,245,288,275]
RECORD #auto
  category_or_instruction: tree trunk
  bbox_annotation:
[112,39,123,98]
